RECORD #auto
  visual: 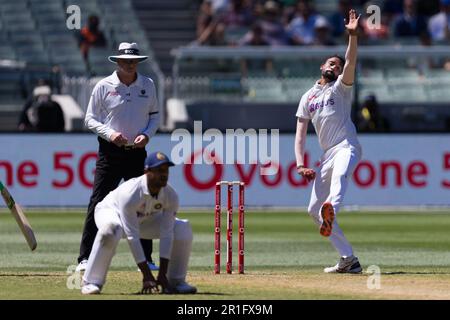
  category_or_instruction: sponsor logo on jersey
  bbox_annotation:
[308,98,335,113]
[136,203,147,217]
[137,211,145,218]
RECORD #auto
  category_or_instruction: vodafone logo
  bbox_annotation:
[182,150,450,191]
[183,149,310,190]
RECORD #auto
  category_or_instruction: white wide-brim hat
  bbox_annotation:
[108,42,148,63]
[33,85,51,96]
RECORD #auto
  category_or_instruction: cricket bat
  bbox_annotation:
[0,181,37,251]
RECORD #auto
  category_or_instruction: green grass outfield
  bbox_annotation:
[1,210,450,299]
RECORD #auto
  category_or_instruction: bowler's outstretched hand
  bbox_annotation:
[345,9,360,34]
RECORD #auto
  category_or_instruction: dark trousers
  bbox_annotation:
[78,138,153,263]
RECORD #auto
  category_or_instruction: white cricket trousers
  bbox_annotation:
[83,209,193,287]
[308,139,361,258]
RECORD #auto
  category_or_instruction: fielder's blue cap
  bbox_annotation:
[144,152,175,169]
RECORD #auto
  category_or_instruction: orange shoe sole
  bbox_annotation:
[320,202,334,237]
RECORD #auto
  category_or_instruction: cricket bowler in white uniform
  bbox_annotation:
[81,152,197,294]
[294,9,362,273]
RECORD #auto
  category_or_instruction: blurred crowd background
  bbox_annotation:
[1,0,449,134]
[193,0,449,48]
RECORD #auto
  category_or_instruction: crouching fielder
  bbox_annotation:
[81,152,197,295]
[294,9,362,274]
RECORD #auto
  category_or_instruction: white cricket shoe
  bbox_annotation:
[324,256,362,274]
[81,283,101,295]
[170,280,197,294]
[76,259,88,272]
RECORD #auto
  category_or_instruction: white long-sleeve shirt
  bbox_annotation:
[95,176,179,264]
[85,71,160,143]
[296,75,360,152]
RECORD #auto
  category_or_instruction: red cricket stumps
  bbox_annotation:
[214,182,221,274]
[215,181,245,274]
[238,182,245,274]
[226,182,233,274]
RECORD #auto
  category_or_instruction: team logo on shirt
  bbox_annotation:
[139,89,148,98]
[136,203,147,217]
[154,203,162,210]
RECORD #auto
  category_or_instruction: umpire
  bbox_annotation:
[76,42,159,271]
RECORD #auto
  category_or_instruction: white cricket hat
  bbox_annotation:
[33,85,51,96]
[108,42,148,63]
